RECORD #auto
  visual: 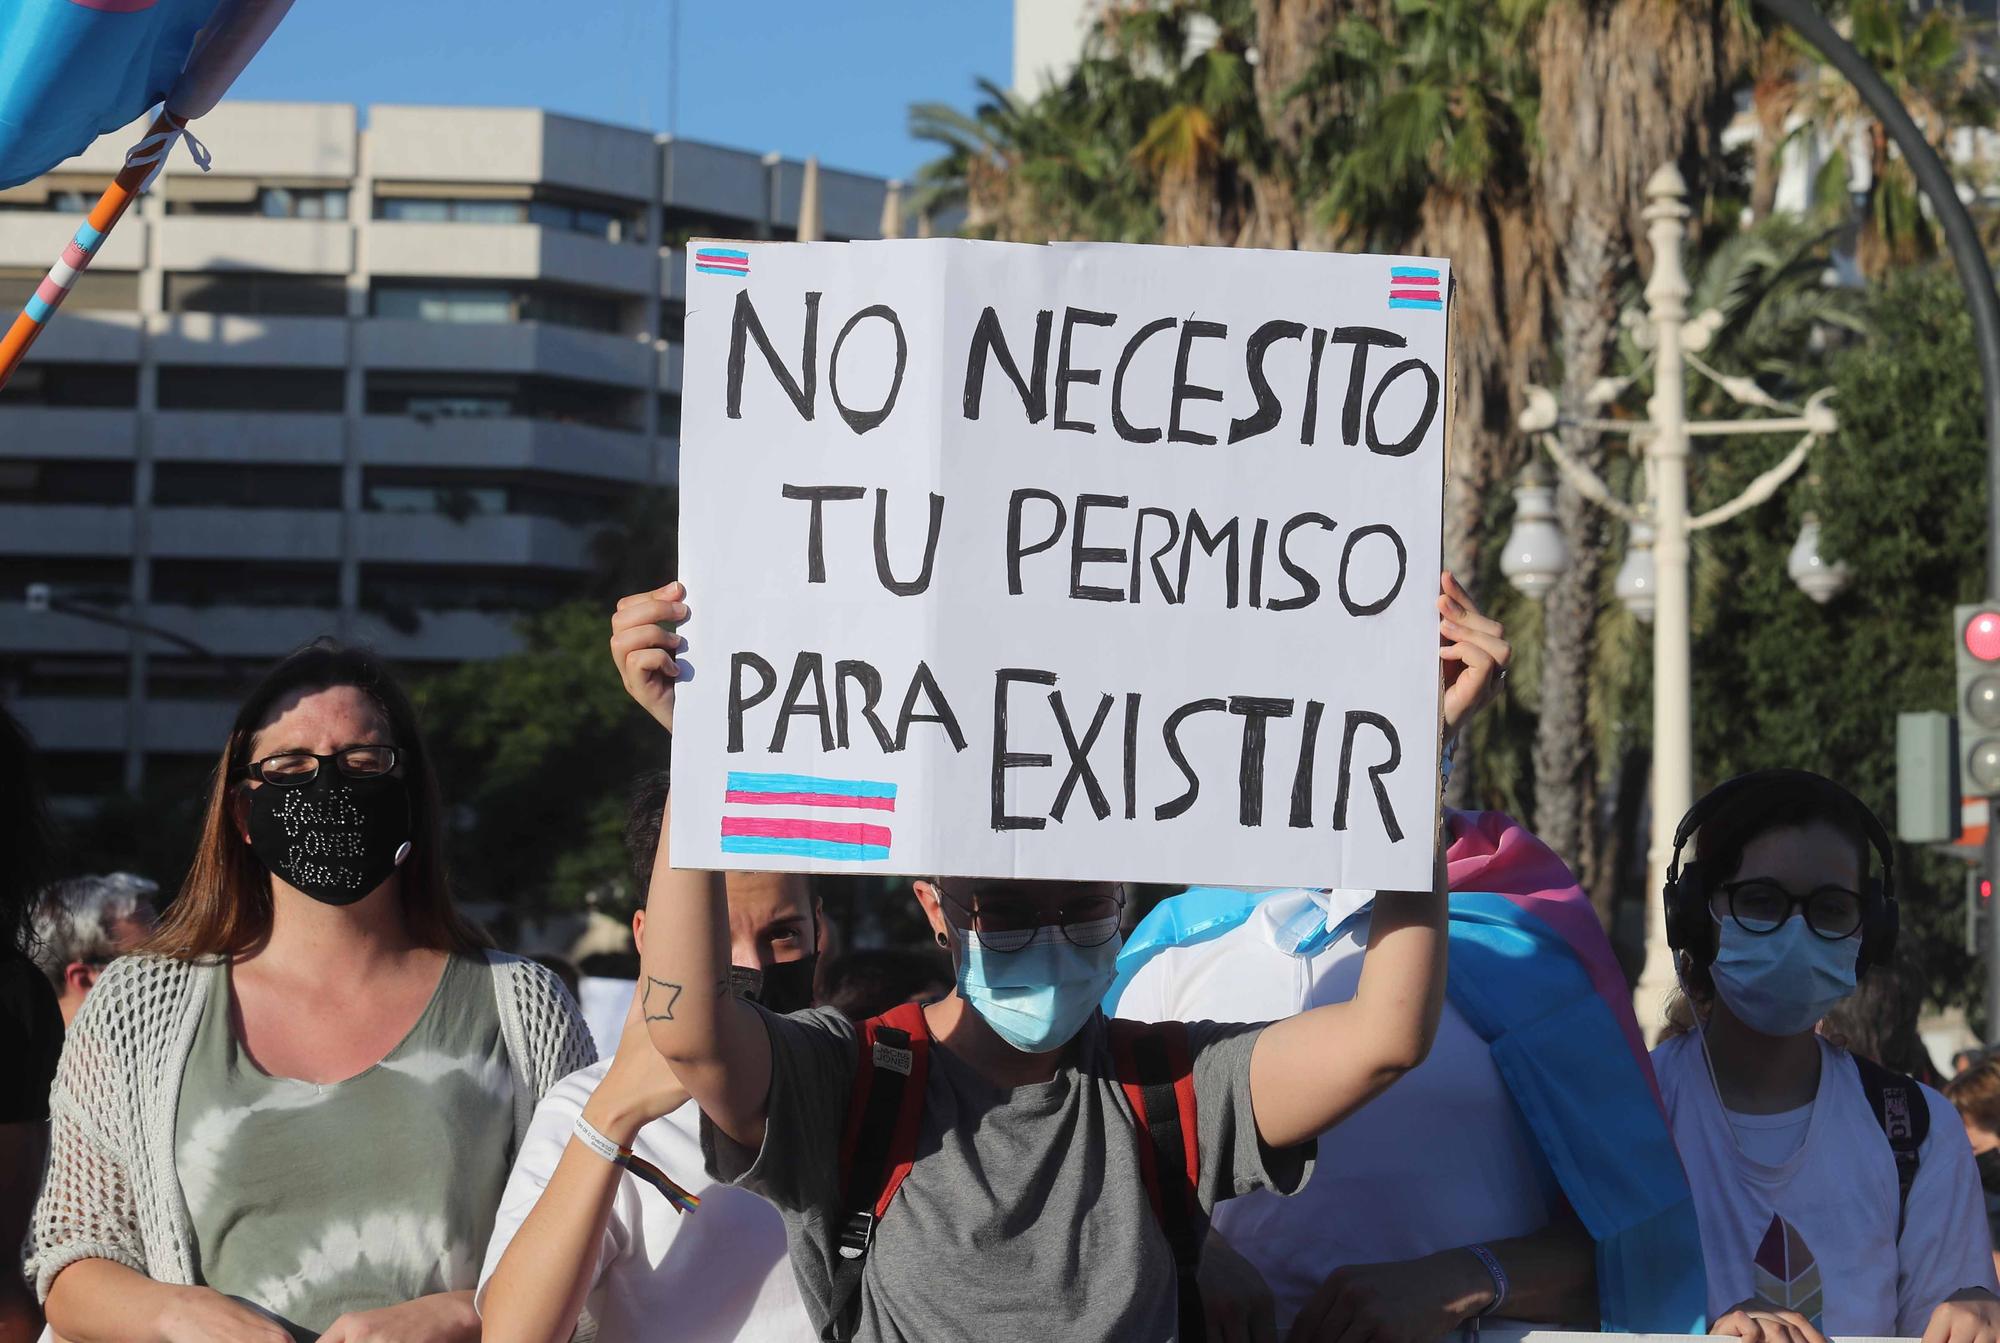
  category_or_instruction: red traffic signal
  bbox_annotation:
[1968,610,2000,662]
[1984,878,1994,902]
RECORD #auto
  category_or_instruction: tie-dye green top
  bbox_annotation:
[173,954,515,1339]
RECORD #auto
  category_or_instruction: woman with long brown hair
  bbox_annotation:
[27,639,594,1343]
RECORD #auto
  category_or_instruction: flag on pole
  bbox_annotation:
[0,0,295,390]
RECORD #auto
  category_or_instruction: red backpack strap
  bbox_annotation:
[825,1001,931,1342]
[1109,1018,1206,1343]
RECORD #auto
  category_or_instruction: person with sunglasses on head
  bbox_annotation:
[607,578,1458,1343]
[1655,770,2000,1343]
[26,638,594,1343]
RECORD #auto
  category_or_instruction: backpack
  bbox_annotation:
[1853,1054,1929,1233]
[824,1001,1208,1343]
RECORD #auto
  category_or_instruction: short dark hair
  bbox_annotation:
[1948,1058,2000,1134]
[1692,774,1875,888]
[820,947,951,1023]
[624,767,672,894]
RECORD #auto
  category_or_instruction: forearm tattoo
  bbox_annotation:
[643,976,684,1022]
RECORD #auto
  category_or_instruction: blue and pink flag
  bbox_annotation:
[720,771,896,862]
[0,0,220,191]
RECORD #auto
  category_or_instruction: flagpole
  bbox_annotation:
[0,107,178,393]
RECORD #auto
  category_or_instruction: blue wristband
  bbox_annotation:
[1467,1244,1509,1318]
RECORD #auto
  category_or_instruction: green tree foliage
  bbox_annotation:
[1692,266,1985,1017]
[418,601,665,915]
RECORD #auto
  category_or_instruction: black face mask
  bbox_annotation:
[246,772,413,906]
[1978,1147,2000,1195]
[729,955,819,1016]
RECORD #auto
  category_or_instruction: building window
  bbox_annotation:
[152,559,340,608]
[372,284,515,324]
[165,185,350,219]
[362,467,621,526]
[371,280,623,333]
[0,189,92,214]
[156,367,345,413]
[659,300,685,344]
[0,559,129,607]
[658,394,681,437]
[33,753,126,797]
[365,372,641,430]
[376,192,643,242]
[3,655,129,699]
[661,209,758,251]
[0,362,138,408]
[153,464,343,510]
[165,272,347,317]
[0,267,139,314]
[0,460,132,505]
[361,563,579,617]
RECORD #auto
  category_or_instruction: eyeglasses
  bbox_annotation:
[243,745,399,787]
[935,882,1125,953]
[1709,878,1865,941]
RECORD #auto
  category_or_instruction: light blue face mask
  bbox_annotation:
[954,926,1123,1054]
[1710,914,1860,1037]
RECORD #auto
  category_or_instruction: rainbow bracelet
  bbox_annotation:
[573,1114,702,1216]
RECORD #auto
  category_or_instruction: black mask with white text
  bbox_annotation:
[246,772,412,906]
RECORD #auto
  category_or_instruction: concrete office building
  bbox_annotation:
[0,102,908,795]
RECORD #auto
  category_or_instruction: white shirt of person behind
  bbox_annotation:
[476,1058,814,1342]
[1654,1032,1999,1337]
[1113,887,1554,1331]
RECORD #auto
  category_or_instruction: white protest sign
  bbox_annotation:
[671,239,1449,890]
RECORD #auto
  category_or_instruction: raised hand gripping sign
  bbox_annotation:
[672,239,1450,890]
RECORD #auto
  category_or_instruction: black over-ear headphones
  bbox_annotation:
[1663,768,1898,972]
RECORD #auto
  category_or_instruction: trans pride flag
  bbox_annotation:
[1109,810,1707,1333]
[0,0,221,191]
[0,0,294,390]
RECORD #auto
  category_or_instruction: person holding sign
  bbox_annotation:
[1110,582,1703,1343]
[607,574,1481,1343]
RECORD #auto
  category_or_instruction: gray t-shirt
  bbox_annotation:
[703,1006,1313,1343]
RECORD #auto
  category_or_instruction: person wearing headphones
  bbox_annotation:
[1655,770,2000,1343]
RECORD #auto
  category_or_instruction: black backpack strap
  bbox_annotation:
[824,1002,930,1343]
[1110,1019,1207,1343]
[1853,1053,1929,1235]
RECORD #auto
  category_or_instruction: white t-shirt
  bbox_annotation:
[576,976,633,1061]
[476,1059,814,1343]
[1113,888,1554,1331]
[1654,1033,1999,1336]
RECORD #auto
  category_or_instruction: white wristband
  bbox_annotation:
[573,1114,626,1165]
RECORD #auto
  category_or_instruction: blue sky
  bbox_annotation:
[228,2,1013,182]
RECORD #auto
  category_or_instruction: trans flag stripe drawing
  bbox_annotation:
[1388,266,1443,311]
[694,247,751,278]
[721,772,896,860]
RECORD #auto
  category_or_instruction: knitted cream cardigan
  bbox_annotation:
[25,949,596,1302]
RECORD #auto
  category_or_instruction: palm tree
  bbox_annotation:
[1523,0,1741,891]
[1797,0,1991,277]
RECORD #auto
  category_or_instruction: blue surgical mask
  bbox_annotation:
[954,928,1122,1054]
[1710,914,1859,1037]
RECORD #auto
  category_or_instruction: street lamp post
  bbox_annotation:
[1504,163,1841,1032]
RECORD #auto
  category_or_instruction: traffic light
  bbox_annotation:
[1959,605,2000,796]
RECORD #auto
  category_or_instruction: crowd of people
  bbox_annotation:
[3,571,1999,1343]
